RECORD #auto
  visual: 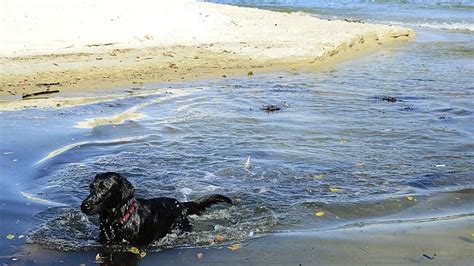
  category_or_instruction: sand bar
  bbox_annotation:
[0,0,414,109]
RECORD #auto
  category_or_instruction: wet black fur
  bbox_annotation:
[81,172,232,246]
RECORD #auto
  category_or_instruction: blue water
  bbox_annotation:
[1,0,473,263]
[210,0,474,32]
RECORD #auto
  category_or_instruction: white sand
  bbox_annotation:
[0,0,414,109]
[0,0,413,58]
[0,0,231,57]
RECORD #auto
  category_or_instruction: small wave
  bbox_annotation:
[386,20,474,33]
[417,22,474,32]
[436,3,474,10]
[26,207,100,251]
[35,135,150,165]
[20,191,68,206]
[75,88,201,129]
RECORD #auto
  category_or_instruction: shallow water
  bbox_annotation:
[1,0,474,263]
[211,0,474,32]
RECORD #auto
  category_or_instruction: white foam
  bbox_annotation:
[417,22,474,32]
[386,20,474,32]
[179,188,193,201]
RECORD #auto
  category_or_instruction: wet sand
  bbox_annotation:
[8,217,472,265]
[3,190,473,265]
[6,213,474,266]
[0,41,404,111]
[0,37,413,111]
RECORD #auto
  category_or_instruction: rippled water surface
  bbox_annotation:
[211,0,474,32]
[1,0,473,259]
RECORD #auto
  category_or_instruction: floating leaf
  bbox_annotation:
[471,233,474,237]
[406,196,416,201]
[315,211,325,217]
[228,243,241,251]
[339,138,349,144]
[129,247,140,254]
[95,253,107,263]
[6,234,15,240]
[214,234,225,243]
[129,246,147,257]
[329,187,342,193]
[313,173,327,180]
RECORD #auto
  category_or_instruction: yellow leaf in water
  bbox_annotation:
[315,211,325,217]
[329,187,342,193]
[406,196,416,201]
[313,173,327,180]
[227,243,241,251]
[128,246,147,257]
[214,234,225,243]
[129,246,140,255]
[471,233,474,237]
[339,138,349,144]
[6,234,15,240]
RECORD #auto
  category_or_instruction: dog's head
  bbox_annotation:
[81,172,135,215]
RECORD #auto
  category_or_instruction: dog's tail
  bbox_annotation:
[183,194,233,215]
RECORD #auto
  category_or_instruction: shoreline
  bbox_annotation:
[3,188,473,265]
[0,1,414,110]
[0,39,410,111]
[8,210,474,265]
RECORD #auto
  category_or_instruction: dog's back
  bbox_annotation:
[182,194,233,215]
[136,195,233,243]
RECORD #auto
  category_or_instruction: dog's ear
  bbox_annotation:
[120,177,135,200]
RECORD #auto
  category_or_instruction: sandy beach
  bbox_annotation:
[0,0,413,109]
[2,1,473,266]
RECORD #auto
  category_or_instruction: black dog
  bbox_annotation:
[81,172,232,246]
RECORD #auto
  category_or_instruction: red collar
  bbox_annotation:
[119,200,137,225]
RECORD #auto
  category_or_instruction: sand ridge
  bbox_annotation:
[0,0,415,109]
